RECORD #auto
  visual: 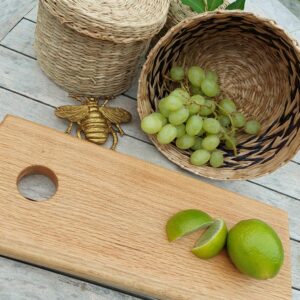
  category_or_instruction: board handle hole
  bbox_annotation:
[17,166,58,201]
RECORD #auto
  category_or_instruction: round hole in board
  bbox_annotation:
[17,166,58,201]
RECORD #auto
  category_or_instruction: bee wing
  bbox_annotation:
[55,105,89,122]
[99,107,132,124]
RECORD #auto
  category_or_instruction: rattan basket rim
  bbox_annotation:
[137,10,300,180]
[40,0,170,43]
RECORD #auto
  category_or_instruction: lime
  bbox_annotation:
[166,209,213,242]
[227,219,284,279]
[192,219,227,259]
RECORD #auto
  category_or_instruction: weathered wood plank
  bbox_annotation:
[24,5,38,22]
[293,289,300,300]
[0,257,137,300]
[247,0,300,32]
[253,163,300,200]
[0,0,36,41]
[1,19,36,58]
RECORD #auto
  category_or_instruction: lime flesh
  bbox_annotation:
[192,218,227,259]
[227,219,284,280]
[166,209,213,242]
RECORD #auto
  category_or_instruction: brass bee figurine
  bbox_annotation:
[55,97,132,150]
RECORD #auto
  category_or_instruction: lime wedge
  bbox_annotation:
[166,209,213,242]
[192,218,227,259]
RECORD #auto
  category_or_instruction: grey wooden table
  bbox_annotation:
[0,0,299,299]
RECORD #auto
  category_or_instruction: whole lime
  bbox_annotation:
[227,219,284,280]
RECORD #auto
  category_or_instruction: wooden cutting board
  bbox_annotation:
[0,115,291,300]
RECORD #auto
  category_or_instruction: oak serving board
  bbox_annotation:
[0,116,291,299]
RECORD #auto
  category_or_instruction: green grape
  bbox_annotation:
[191,137,203,150]
[201,79,220,97]
[186,115,203,136]
[151,112,167,126]
[190,85,202,95]
[175,124,186,138]
[170,66,185,81]
[232,112,246,128]
[210,150,224,168]
[157,124,177,144]
[199,100,216,116]
[219,99,237,114]
[244,120,261,135]
[188,95,206,115]
[170,88,190,104]
[197,128,205,136]
[191,95,206,105]
[188,66,205,88]
[158,98,171,117]
[202,135,220,151]
[168,107,190,125]
[141,113,163,134]
[225,135,237,150]
[206,70,218,82]
[218,115,231,127]
[164,94,184,111]
[188,103,200,115]
[203,118,221,134]
[176,135,196,150]
[190,149,211,166]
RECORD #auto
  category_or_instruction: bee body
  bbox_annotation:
[80,102,108,145]
[55,98,132,150]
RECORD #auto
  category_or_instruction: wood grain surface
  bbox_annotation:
[0,116,291,300]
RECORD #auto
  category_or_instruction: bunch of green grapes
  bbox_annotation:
[141,65,261,168]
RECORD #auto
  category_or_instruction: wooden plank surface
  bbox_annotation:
[0,0,299,299]
[0,0,36,41]
[0,115,292,300]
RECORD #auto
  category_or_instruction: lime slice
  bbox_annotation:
[166,209,213,242]
[227,219,284,279]
[192,218,227,259]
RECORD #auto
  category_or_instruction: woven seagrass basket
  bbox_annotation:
[138,11,300,180]
[35,0,169,97]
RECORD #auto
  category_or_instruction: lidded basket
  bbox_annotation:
[35,0,170,97]
[138,11,300,180]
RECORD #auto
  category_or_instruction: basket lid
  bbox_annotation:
[40,0,170,43]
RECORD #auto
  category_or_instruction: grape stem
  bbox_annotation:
[221,128,238,156]
[215,103,236,134]
[181,81,190,94]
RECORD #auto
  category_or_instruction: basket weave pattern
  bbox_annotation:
[167,0,229,29]
[35,0,169,97]
[138,11,300,180]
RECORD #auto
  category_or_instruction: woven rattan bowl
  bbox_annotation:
[138,11,300,180]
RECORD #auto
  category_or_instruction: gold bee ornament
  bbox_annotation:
[55,97,132,150]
